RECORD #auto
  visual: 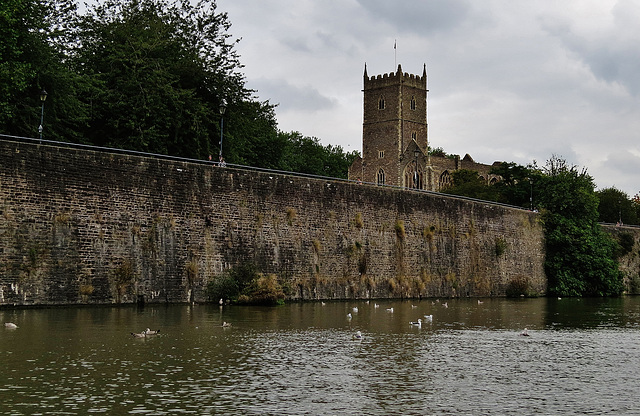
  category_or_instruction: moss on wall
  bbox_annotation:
[0,139,548,305]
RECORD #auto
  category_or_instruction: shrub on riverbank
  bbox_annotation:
[207,264,285,305]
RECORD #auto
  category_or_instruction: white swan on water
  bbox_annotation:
[520,328,530,336]
[353,331,363,340]
[4,322,18,329]
[386,307,394,313]
[144,328,160,335]
[410,319,422,328]
[347,313,352,320]
[423,314,433,322]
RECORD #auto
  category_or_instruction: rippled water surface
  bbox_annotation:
[1,297,640,415]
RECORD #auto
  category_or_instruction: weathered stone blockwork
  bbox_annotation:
[602,225,640,294]
[0,139,546,306]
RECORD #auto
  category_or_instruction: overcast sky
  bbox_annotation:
[220,0,640,197]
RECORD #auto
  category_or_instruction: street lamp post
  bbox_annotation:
[619,198,622,225]
[529,179,533,211]
[413,149,420,189]
[218,99,227,162]
[38,89,47,141]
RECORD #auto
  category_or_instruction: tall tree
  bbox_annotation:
[596,187,638,225]
[489,162,541,208]
[535,156,623,296]
[441,169,500,201]
[277,132,359,179]
[74,0,250,158]
[0,0,85,140]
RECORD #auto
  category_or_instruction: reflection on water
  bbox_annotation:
[1,297,640,415]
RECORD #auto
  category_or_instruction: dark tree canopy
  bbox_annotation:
[534,156,623,297]
[597,187,638,225]
[73,0,248,157]
[441,169,500,201]
[0,0,358,177]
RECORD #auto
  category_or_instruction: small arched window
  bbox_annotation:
[410,96,416,110]
[377,168,385,185]
[411,131,417,141]
[439,171,452,189]
[378,96,385,110]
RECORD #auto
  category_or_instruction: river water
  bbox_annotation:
[1,297,639,415]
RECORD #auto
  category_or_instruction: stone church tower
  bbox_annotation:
[349,64,430,189]
[348,63,500,191]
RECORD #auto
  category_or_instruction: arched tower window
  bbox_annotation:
[377,168,385,185]
[410,96,416,110]
[411,131,417,141]
[403,161,423,189]
[378,96,385,110]
[439,171,452,190]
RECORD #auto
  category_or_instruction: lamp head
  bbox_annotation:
[40,89,48,102]
[219,98,227,115]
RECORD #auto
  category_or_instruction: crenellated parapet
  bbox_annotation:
[364,64,427,90]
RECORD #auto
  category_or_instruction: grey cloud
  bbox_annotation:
[539,6,640,96]
[355,0,472,34]
[281,30,342,54]
[603,151,640,176]
[282,37,312,53]
[249,78,336,112]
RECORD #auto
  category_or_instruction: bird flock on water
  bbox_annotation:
[3,297,533,340]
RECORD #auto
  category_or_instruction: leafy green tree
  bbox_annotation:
[74,0,249,157]
[278,132,359,178]
[633,194,640,222]
[221,99,283,167]
[596,187,638,225]
[441,169,500,201]
[489,162,541,208]
[0,0,87,140]
[535,156,623,296]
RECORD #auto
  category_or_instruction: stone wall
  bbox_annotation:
[602,225,640,294]
[0,139,547,306]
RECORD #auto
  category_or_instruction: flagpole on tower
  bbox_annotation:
[394,39,397,68]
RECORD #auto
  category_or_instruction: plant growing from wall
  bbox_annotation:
[255,213,264,228]
[495,237,508,257]
[395,219,405,240]
[312,239,322,254]
[186,260,198,286]
[354,212,364,229]
[79,283,95,302]
[54,212,71,225]
[286,207,296,226]
[112,260,135,303]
